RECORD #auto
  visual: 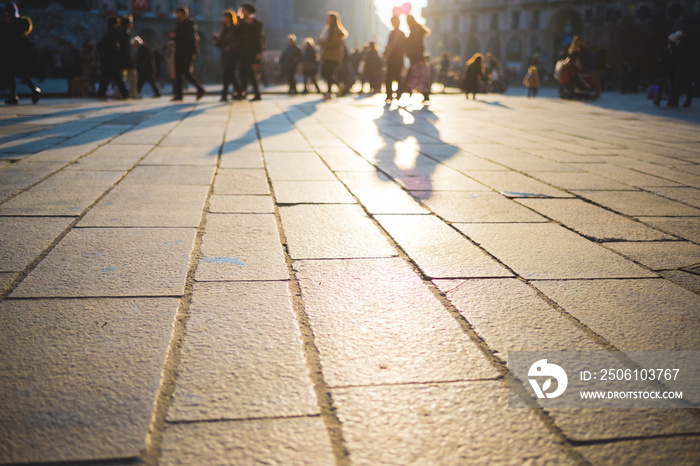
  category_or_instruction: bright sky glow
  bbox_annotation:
[374,0,428,32]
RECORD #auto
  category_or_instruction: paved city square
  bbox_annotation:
[1,89,699,465]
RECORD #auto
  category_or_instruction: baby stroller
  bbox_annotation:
[554,58,597,100]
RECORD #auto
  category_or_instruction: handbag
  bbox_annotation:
[408,62,431,93]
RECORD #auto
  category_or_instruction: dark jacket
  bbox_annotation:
[175,17,198,59]
[461,61,484,94]
[136,44,155,78]
[97,27,122,69]
[280,43,302,73]
[384,28,405,69]
[215,23,237,58]
[237,18,263,63]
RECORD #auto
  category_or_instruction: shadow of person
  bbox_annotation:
[369,101,460,200]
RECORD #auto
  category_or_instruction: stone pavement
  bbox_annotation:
[0,89,699,465]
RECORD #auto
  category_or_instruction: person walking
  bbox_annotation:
[383,15,405,102]
[667,28,694,108]
[81,39,99,95]
[135,37,161,97]
[236,3,263,101]
[96,16,129,100]
[522,65,539,98]
[461,53,485,100]
[360,41,382,94]
[280,34,302,94]
[1,1,41,104]
[301,38,321,94]
[213,9,241,101]
[172,6,205,101]
[317,11,348,98]
[119,16,138,98]
[399,15,430,101]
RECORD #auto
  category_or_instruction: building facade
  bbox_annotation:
[17,0,384,82]
[423,0,700,76]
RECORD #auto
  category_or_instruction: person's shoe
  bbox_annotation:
[219,95,228,102]
[683,101,691,108]
[250,95,262,101]
[233,92,245,100]
[667,101,678,108]
[31,88,41,104]
[5,96,18,105]
[171,96,183,101]
[196,88,206,100]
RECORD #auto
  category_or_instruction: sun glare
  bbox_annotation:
[374,0,427,32]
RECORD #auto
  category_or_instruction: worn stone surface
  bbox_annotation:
[333,381,575,465]
[638,217,700,243]
[649,187,700,209]
[196,214,288,281]
[603,241,700,270]
[79,184,208,228]
[465,170,574,198]
[0,217,73,271]
[0,298,179,464]
[12,227,196,297]
[530,171,635,190]
[265,152,336,181]
[141,147,219,166]
[168,282,317,420]
[517,198,674,241]
[208,194,274,213]
[376,215,512,278]
[661,270,700,294]
[434,278,600,361]
[418,191,547,223]
[352,187,428,214]
[0,170,123,216]
[0,162,66,202]
[119,165,215,186]
[575,191,700,217]
[213,169,270,195]
[576,437,700,466]
[279,204,396,259]
[547,408,700,442]
[533,279,700,351]
[294,258,498,387]
[161,417,335,465]
[456,223,655,279]
[272,180,355,204]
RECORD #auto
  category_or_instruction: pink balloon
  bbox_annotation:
[392,6,402,17]
[401,2,412,15]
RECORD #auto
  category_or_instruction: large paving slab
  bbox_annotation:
[0,297,179,464]
[196,213,288,281]
[576,436,700,465]
[294,258,498,387]
[333,381,575,465]
[516,198,675,241]
[118,165,215,186]
[434,278,600,361]
[213,169,270,195]
[603,241,700,270]
[279,204,396,259]
[168,282,317,421]
[465,170,574,198]
[207,194,274,213]
[574,191,700,217]
[638,217,700,243]
[417,191,547,223]
[141,147,219,166]
[533,279,700,351]
[0,162,66,202]
[0,217,73,272]
[376,215,512,278]
[0,170,123,216]
[455,223,656,279]
[264,152,336,181]
[161,417,335,465]
[79,184,208,228]
[12,227,196,298]
[271,180,355,204]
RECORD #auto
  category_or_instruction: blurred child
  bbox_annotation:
[523,65,539,98]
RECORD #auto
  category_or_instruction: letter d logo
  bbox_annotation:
[528,359,568,399]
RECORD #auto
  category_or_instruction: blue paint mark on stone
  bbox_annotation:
[163,240,185,247]
[500,191,551,198]
[102,267,117,273]
[85,251,104,257]
[199,256,245,266]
